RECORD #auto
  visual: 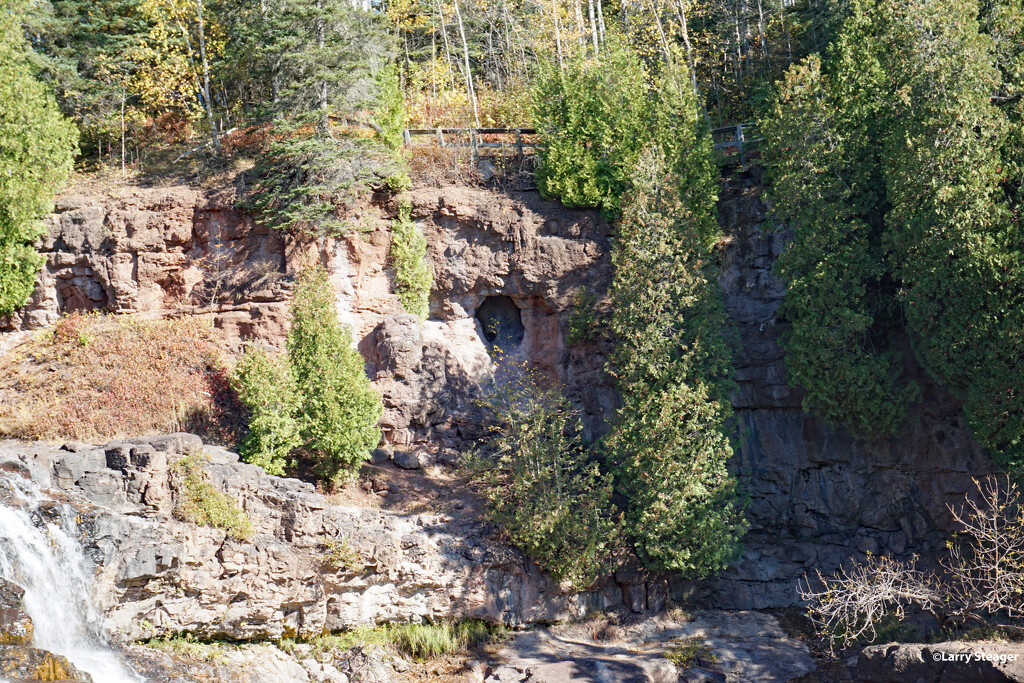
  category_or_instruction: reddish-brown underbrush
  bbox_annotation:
[0,312,243,444]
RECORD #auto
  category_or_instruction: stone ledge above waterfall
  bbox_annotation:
[0,435,616,642]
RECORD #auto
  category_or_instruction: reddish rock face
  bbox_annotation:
[0,173,997,612]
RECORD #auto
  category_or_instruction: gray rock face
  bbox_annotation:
[0,435,597,642]
[684,167,995,609]
[855,642,1024,682]
[486,610,815,683]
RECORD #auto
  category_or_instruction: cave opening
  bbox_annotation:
[476,296,525,350]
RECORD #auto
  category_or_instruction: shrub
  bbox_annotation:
[172,454,254,541]
[389,201,433,318]
[604,151,746,577]
[801,475,1024,650]
[231,347,302,476]
[288,265,382,484]
[471,353,618,589]
[319,533,364,573]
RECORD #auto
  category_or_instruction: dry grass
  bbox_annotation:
[0,312,243,444]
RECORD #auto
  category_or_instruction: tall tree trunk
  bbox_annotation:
[553,0,565,69]
[453,0,480,126]
[756,0,769,72]
[435,1,460,93]
[317,0,329,135]
[596,0,606,42]
[196,0,220,151]
[587,0,599,55]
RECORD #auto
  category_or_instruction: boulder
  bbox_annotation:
[856,642,1024,683]
[0,644,93,682]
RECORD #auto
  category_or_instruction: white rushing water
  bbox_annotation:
[0,476,140,683]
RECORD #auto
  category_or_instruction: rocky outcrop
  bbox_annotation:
[686,167,994,610]
[1,434,601,642]
[854,642,1024,682]
[1,171,997,614]
[1,183,291,350]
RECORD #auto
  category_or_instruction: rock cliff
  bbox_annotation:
[0,171,996,612]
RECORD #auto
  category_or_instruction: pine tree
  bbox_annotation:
[0,3,78,316]
[605,150,746,576]
[287,265,382,484]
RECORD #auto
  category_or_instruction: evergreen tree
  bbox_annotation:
[287,265,382,484]
[242,0,401,234]
[231,346,302,476]
[0,3,78,316]
[765,0,1024,467]
[761,3,915,438]
[605,150,746,576]
[533,39,717,220]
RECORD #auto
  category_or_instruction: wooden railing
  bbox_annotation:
[403,128,537,157]
[403,123,759,164]
[711,122,760,165]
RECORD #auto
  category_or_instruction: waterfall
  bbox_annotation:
[0,476,140,683]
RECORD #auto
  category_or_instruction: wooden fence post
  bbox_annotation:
[737,123,746,167]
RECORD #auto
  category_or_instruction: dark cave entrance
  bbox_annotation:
[476,296,525,350]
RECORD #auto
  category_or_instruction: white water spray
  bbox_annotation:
[0,476,140,682]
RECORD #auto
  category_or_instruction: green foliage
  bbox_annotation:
[299,619,504,661]
[761,18,917,438]
[565,288,600,344]
[664,638,718,669]
[879,0,1024,467]
[248,132,402,235]
[472,353,618,589]
[0,4,78,316]
[319,533,364,573]
[375,64,407,152]
[605,151,746,577]
[172,453,254,541]
[231,347,302,476]
[764,0,1024,464]
[387,619,499,661]
[533,42,649,216]
[389,202,433,318]
[533,40,717,221]
[288,265,382,484]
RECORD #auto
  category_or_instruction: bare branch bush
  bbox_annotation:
[945,475,1024,623]
[801,475,1024,650]
[799,554,943,650]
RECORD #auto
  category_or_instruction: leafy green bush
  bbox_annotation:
[532,39,716,222]
[565,288,600,344]
[288,265,382,484]
[389,202,433,318]
[472,353,618,589]
[0,6,78,315]
[605,152,746,577]
[172,454,254,541]
[231,347,302,476]
[763,0,1024,463]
